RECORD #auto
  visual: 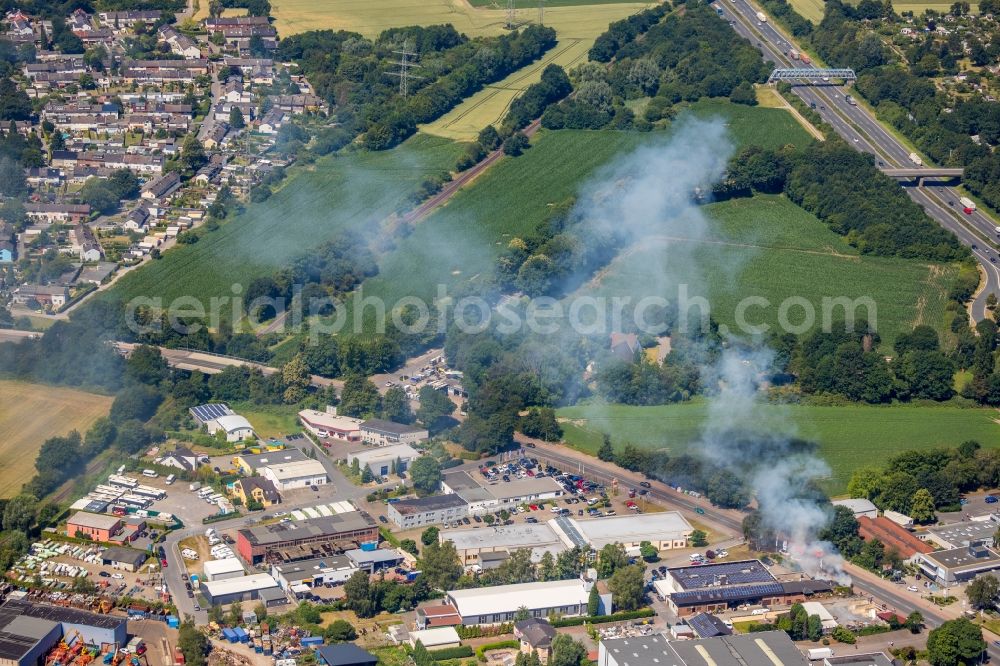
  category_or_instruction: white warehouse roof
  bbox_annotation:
[350,444,421,467]
[266,459,327,481]
[447,579,590,618]
[569,512,692,548]
[444,522,566,552]
[215,414,254,433]
[203,557,245,577]
[409,627,461,648]
[202,573,279,597]
[831,498,878,516]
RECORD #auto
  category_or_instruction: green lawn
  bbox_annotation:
[105,135,463,307]
[230,402,302,438]
[586,194,958,351]
[344,101,814,329]
[557,401,1000,493]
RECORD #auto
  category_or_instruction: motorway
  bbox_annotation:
[724,0,1000,320]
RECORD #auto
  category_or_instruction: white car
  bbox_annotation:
[111,573,125,580]
[907,586,919,592]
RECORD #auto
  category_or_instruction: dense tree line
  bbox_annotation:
[846,440,998,516]
[544,4,769,131]
[723,140,969,261]
[277,24,557,152]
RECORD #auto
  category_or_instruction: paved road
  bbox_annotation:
[0,329,40,343]
[725,0,1000,320]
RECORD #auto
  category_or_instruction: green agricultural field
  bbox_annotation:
[106,135,463,307]
[586,194,957,351]
[787,0,824,23]
[344,102,813,328]
[557,401,1000,493]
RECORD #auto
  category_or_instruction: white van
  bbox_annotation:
[142,470,158,478]
[165,474,176,485]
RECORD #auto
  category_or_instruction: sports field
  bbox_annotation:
[343,102,816,327]
[106,134,464,307]
[0,381,113,498]
[585,194,957,351]
[557,401,1000,493]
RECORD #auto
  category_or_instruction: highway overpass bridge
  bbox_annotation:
[768,67,857,83]
[881,167,965,184]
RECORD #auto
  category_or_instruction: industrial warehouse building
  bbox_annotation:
[201,573,285,606]
[66,512,122,541]
[261,458,329,491]
[100,546,148,572]
[916,542,1000,587]
[203,557,246,581]
[270,555,356,590]
[234,449,309,475]
[388,494,468,529]
[597,631,807,666]
[443,522,568,566]
[237,512,379,564]
[926,520,998,549]
[558,512,693,550]
[830,498,878,520]
[0,599,127,666]
[440,471,564,513]
[190,404,255,442]
[348,445,421,479]
[298,409,363,442]
[446,577,604,625]
[359,419,429,447]
[654,560,832,617]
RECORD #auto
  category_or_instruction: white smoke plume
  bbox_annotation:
[562,115,849,583]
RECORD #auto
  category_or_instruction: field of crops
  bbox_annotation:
[0,381,112,498]
[106,135,463,307]
[557,401,1000,493]
[586,194,957,351]
[788,0,975,23]
[343,102,814,328]
[269,0,649,39]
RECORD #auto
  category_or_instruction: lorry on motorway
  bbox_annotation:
[960,197,976,214]
[908,152,923,166]
[800,54,812,65]
[789,49,799,59]
[756,10,767,21]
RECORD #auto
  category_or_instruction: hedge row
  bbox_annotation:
[429,646,475,661]
[475,640,520,661]
[550,608,656,627]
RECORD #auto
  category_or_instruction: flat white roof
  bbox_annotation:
[571,512,693,548]
[409,627,460,647]
[351,444,421,465]
[487,477,563,501]
[831,498,878,514]
[298,409,363,432]
[447,579,589,618]
[265,459,327,481]
[215,414,254,432]
[203,573,279,596]
[443,522,565,552]
[203,557,245,576]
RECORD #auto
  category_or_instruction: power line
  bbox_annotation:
[506,0,516,29]
[538,0,544,25]
[388,45,423,97]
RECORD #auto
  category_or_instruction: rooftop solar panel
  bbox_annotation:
[668,560,776,590]
[191,403,232,422]
[670,582,785,606]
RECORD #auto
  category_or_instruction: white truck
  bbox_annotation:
[908,152,923,166]
[807,648,833,660]
[755,10,767,21]
[960,196,976,213]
